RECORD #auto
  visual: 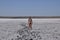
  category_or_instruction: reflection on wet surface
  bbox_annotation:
[0,19,60,40]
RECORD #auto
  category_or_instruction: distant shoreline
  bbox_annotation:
[0,16,60,19]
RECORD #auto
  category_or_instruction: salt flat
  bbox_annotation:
[0,18,60,40]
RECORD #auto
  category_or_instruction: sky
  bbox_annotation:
[0,0,60,16]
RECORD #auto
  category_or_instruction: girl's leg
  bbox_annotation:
[29,24,32,29]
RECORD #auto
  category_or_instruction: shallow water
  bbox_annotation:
[0,19,60,40]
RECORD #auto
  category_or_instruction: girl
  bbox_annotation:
[28,17,32,29]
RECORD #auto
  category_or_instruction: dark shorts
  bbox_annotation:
[29,23,32,24]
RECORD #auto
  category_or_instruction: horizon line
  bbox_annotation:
[0,16,60,19]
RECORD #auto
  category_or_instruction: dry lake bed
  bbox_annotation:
[0,18,60,40]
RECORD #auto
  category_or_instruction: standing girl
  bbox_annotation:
[28,17,32,29]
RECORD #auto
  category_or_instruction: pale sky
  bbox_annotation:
[0,0,60,16]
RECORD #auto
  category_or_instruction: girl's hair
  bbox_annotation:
[29,16,31,19]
